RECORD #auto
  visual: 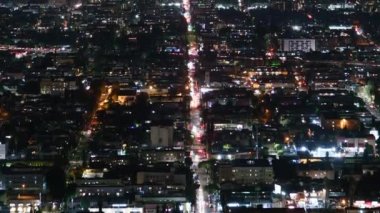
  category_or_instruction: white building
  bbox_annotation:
[337,135,376,157]
[281,39,316,52]
[150,126,174,147]
[0,144,6,160]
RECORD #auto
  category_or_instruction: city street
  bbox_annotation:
[182,0,213,212]
[3,1,380,213]
[194,166,215,213]
[69,84,113,165]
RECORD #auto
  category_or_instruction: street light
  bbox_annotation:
[340,118,347,129]
[252,119,259,159]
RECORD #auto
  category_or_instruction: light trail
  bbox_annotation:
[182,0,209,212]
[0,45,70,54]
[197,187,206,213]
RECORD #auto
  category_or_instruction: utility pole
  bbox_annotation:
[252,119,259,159]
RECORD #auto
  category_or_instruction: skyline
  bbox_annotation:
[1,0,380,213]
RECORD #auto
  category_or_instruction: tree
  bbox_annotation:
[185,169,197,205]
[80,198,90,211]
[272,159,297,180]
[204,183,219,194]
[279,117,291,127]
[46,162,66,201]
[348,177,358,207]
[362,79,375,103]
[132,92,150,122]
[185,157,193,168]
[198,159,216,171]
[376,138,380,157]
[260,147,269,158]
[198,159,217,183]
[66,183,77,199]
[363,143,374,160]
[97,200,103,213]
[274,143,284,156]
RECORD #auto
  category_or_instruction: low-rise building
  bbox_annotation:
[150,126,174,148]
[140,148,185,163]
[75,178,126,198]
[136,171,186,185]
[218,159,274,185]
[280,39,316,52]
[321,115,361,131]
[297,162,335,180]
[337,135,376,157]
